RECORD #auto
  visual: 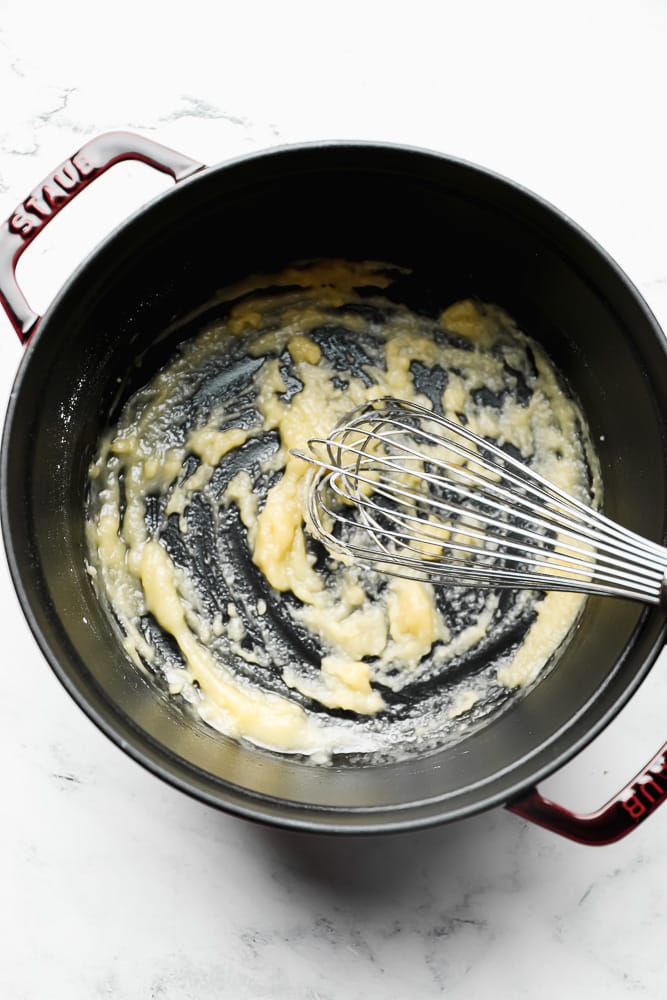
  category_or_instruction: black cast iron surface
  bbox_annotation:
[3,141,667,831]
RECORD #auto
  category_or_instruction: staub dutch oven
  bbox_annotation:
[2,132,667,843]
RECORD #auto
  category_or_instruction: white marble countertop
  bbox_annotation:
[2,1,667,996]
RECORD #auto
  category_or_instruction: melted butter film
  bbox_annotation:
[86,260,601,762]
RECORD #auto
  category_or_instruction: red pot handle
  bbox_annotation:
[0,131,205,343]
[506,741,667,845]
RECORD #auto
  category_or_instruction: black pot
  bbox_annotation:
[2,132,667,842]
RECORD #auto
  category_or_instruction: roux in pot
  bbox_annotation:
[86,261,601,762]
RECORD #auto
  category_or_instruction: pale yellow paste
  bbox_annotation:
[86,260,600,761]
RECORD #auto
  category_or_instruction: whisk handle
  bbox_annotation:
[506,742,667,845]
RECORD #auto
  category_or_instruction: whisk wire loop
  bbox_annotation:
[292,398,667,606]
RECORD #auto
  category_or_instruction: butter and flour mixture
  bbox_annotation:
[86,261,601,762]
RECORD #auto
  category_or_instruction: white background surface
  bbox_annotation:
[2,1,667,996]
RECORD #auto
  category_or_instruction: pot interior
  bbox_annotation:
[4,145,667,830]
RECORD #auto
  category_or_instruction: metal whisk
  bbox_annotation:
[292,398,667,606]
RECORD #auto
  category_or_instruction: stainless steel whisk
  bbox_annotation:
[292,398,667,606]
